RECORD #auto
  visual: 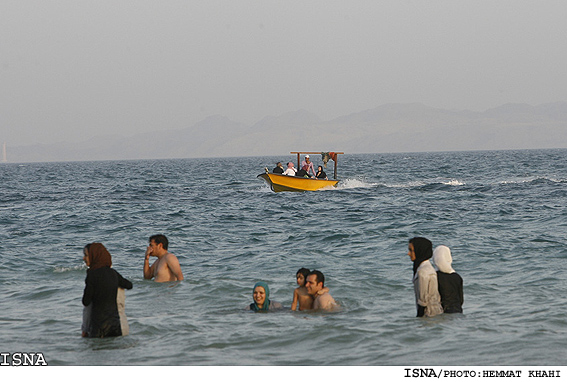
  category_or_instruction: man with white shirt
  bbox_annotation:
[283,162,297,176]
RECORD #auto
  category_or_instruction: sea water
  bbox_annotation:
[0,149,566,366]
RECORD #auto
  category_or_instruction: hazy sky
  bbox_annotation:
[2,0,567,146]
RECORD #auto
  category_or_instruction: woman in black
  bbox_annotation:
[272,162,284,174]
[82,243,132,338]
[432,245,463,313]
[315,166,328,180]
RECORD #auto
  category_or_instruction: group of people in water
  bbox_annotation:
[247,268,337,312]
[81,234,183,338]
[408,237,464,317]
[273,154,328,180]
[80,233,463,338]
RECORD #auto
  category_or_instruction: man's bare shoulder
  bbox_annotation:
[163,252,184,281]
[164,252,181,262]
[314,292,337,310]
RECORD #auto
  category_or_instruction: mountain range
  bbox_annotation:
[6,102,567,163]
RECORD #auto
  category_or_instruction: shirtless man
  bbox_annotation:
[143,234,184,282]
[305,270,337,311]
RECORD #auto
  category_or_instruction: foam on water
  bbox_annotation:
[335,177,377,190]
[53,264,86,273]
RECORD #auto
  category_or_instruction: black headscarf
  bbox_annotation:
[409,237,433,275]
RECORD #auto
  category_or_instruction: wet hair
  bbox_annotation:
[308,270,325,287]
[149,234,169,250]
[296,268,310,285]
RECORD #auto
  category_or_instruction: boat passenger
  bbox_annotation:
[432,245,464,313]
[300,155,316,177]
[407,237,443,318]
[283,162,297,176]
[315,166,328,180]
[296,168,309,177]
[273,162,284,174]
[246,282,283,312]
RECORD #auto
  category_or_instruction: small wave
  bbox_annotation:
[442,179,465,186]
[497,176,567,185]
[498,178,533,185]
[53,264,85,273]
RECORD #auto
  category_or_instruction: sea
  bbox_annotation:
[1,149,566,374]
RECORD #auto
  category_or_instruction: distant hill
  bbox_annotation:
[6,102,567,163]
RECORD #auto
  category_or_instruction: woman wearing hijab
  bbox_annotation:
[247,281,283,312]
[407,237,443,317]
[315,166,328,180]
[82,243,133,338]
[432,245,464,313]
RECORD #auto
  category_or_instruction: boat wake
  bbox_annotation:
[385,179,465,189]
[335,178,378,190]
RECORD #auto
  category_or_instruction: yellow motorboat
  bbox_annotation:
[258,151,343,193]
[258,172,339,192]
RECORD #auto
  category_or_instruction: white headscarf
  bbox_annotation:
[432,245,455,274]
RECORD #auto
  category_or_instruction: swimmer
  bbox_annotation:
[82,243,132,338]
[246,281,283,312]
[407,237,443,317]
[305,270,337,311]
[291,268,329,311]
[291,268,312,311]
[432,245,464,313]
[143,234,184,282]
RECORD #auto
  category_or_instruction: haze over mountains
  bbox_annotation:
[6,102,567,163]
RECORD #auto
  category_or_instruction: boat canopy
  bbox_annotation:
[290,151,344,179]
